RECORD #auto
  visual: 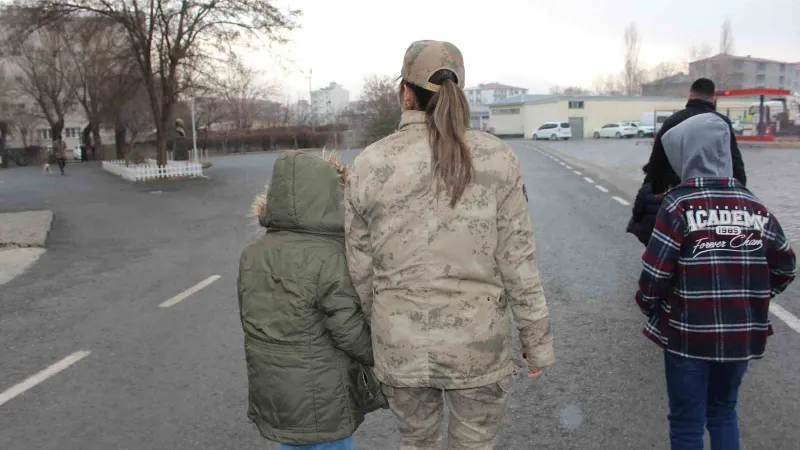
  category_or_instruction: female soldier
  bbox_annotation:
[345,40,554,449]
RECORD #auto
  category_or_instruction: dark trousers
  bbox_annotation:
[664,351,748,450]
[57,158,66,174]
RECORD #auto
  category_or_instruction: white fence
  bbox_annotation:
[102,160,204,182]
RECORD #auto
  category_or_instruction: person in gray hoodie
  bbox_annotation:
[635,113,796,450]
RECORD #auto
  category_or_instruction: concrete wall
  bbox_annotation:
[520,101,563,138]
[487,106,524,136]
[563,99,686,138]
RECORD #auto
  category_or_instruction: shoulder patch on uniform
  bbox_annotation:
[522,184,529,202]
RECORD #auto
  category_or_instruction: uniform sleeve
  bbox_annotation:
[318,252,374,366]
[635,199,685,315]
[344,169,374,325]
[495,155,554,370]
[763,214,796,297]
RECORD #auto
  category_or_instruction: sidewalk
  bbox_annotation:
[0,211,52,286]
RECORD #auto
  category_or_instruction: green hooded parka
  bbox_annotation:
[238,152,384,445]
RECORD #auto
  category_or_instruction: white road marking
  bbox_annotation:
[565,165,572,169]
[559,162,566,166]
[159,275,221,308]
[595,185,609,193]
[612,196,631,206]
[583,177,594,184]
[573,170,582,176]
[0,350,91,408]
[770,303,800,334]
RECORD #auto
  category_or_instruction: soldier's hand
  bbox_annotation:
[528,367,542,378]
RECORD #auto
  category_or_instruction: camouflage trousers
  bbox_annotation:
[381,375,514,450]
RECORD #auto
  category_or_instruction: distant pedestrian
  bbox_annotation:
[627,78,747,245]
[635,112,796,450]
[53,135,67,175]
[345,40,554,449]
[238,151,385,450]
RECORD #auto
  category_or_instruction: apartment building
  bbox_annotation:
[689,54,799,91]
[464,83,528,130]
[310,82,350,126]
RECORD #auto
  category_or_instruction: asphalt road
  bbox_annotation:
[0,145,798,449]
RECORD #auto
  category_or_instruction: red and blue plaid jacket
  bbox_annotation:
[636,178,796,361]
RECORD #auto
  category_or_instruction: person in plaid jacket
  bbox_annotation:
[635,112,796,450]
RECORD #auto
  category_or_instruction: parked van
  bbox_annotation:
[532,121,572,140]
[640,111,674,133]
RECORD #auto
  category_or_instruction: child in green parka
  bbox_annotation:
[238,151,385,450]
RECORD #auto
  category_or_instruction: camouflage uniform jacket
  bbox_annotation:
[345,110,554,389]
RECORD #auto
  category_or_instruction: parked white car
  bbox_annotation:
[532,121,572,140]
[593,122,638,139]
[621,121,654,137]
[640,111,674,133]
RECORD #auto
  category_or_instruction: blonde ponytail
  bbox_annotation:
[426,78,473,207]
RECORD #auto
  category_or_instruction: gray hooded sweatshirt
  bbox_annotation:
[661,112,734,181]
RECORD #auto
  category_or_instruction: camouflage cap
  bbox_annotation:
[401,40,465,92]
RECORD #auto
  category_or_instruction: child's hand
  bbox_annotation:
[515,363,543,378]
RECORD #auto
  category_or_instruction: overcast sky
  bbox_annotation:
[250,0,800,100]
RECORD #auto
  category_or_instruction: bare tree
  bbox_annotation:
[191,96,227,153]
[623,22,642,96]
[649,61,684,81]
[3,20,75,142]
[29,0,298,165]
[720,17,734,55]
[592,74,624,95]
[62,15,137,155]
[686,43,713,75]
[361,75,401,142]
[0,71,11,168]
[13,109,39,148]
[550,85,591,95]
[214,53,278,130]
[106,80,151,159]
[281,101,311,149]
[118,94,152,160]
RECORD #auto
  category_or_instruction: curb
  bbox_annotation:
[0,211,53,248]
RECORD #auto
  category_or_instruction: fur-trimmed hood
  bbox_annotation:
[252,151,348,234]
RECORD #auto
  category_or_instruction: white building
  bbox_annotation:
[464,83,528,130]
[488,95,759,139]
[311,82,350,126]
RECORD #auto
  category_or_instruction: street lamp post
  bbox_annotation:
[190,98,198,162]
[307,69,315,132]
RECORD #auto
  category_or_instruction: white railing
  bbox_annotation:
[102,160,204,182]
